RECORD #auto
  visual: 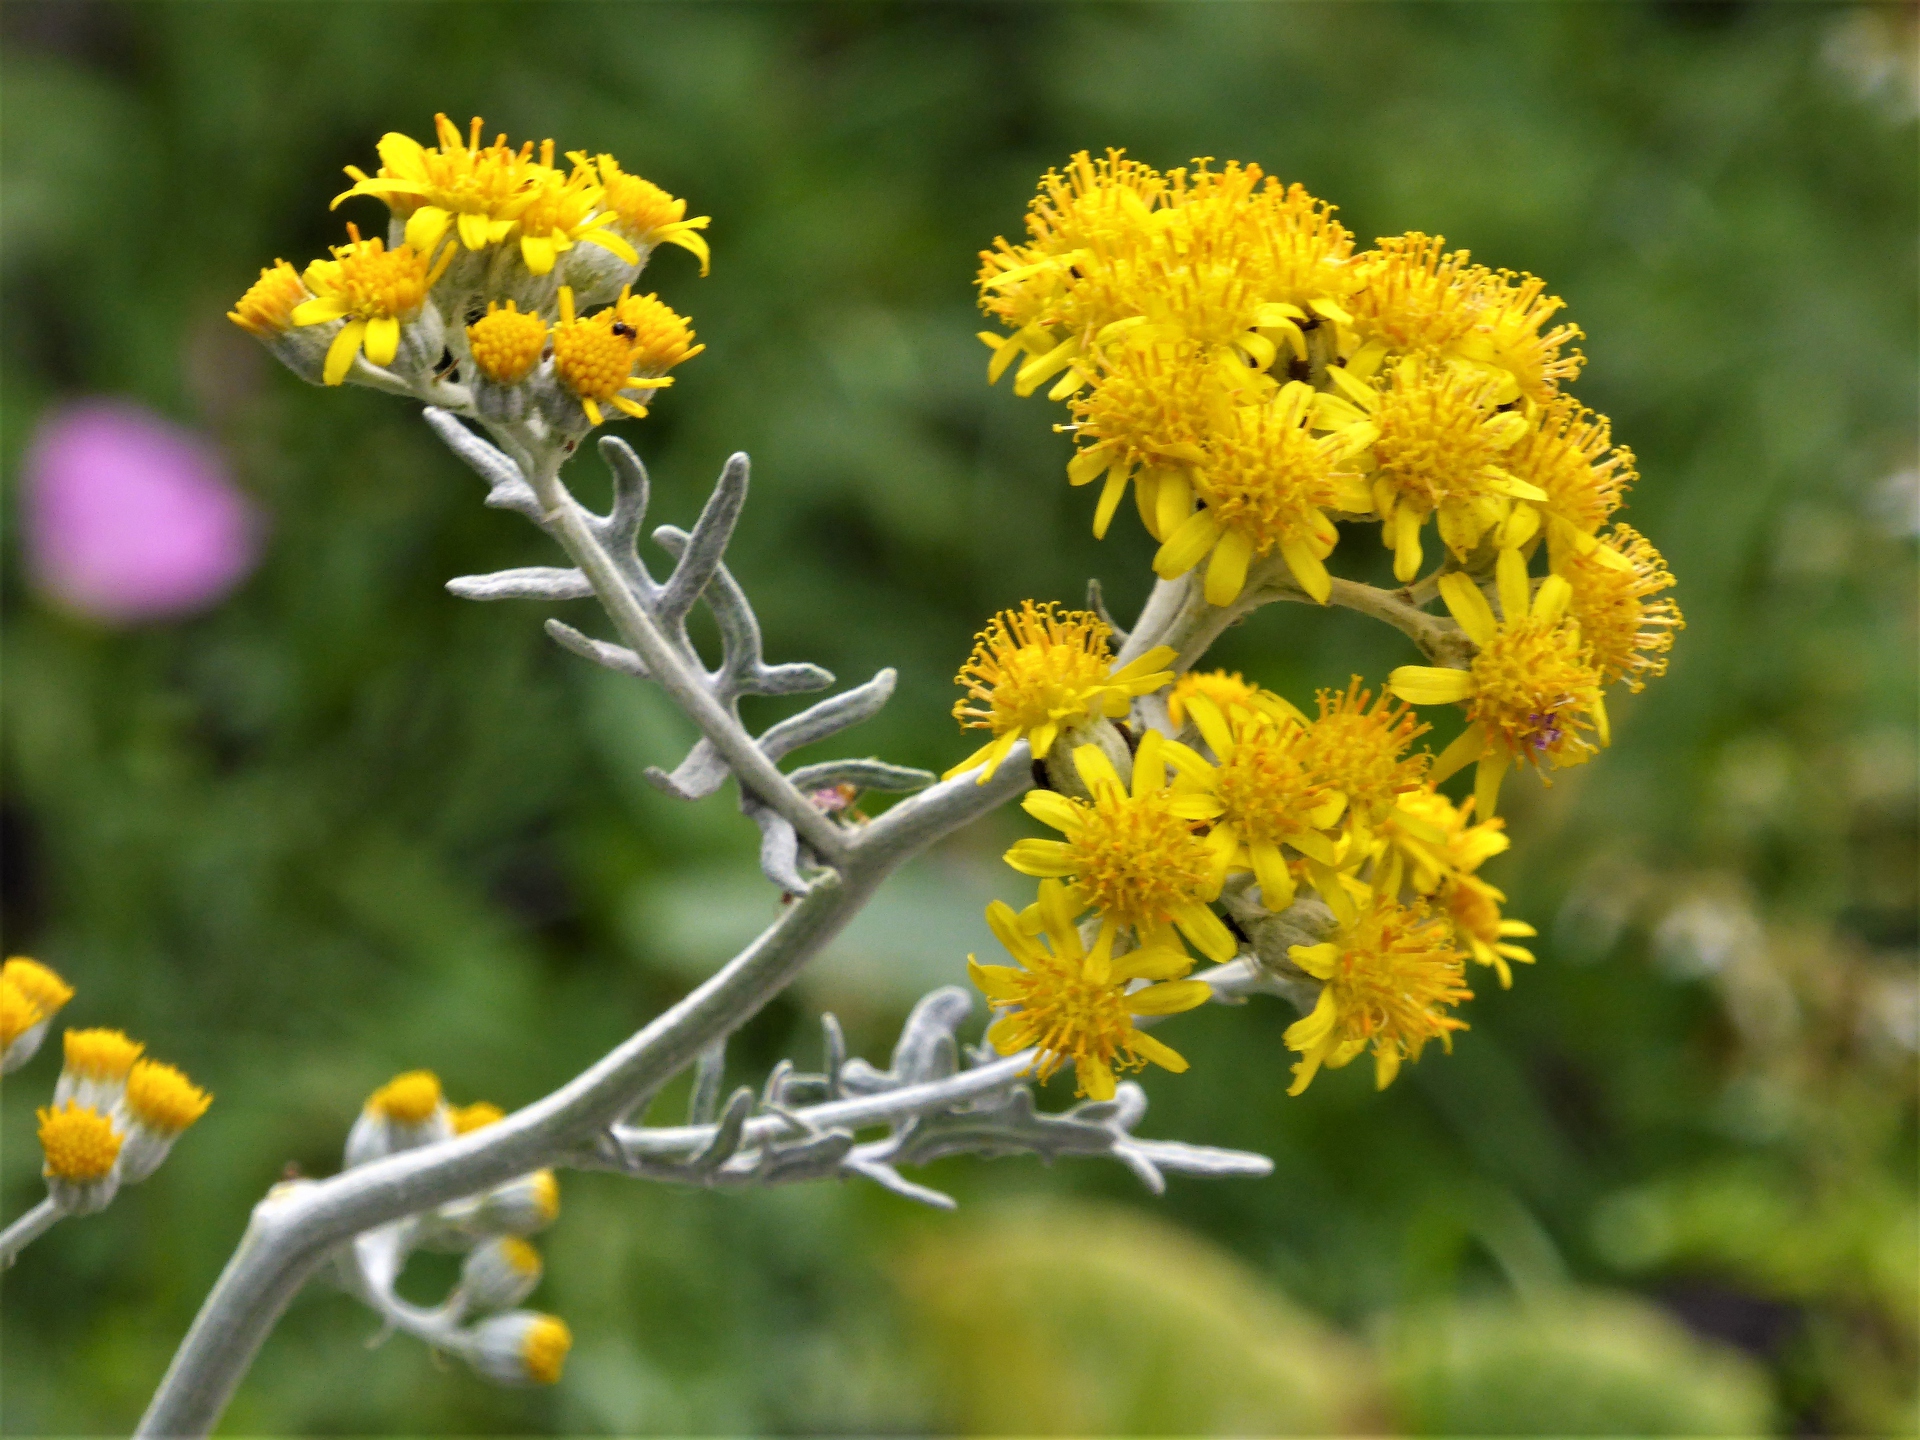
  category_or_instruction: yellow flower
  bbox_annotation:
[1502,395,1637,561]
[334,113,539,257]
[293,225,453,385]
[970,879,1210,1100]
[509,145,638,276]
[123,1059,213,1136]
[585,154,712,275]
[38,1100,122,1183]
[1166,670,1304,731]
[1345,232,1490,357]
[1152,380,1372,605]
[1373,784,1509,897]
[1285,894,1471,1093]
[1005,733,1237,961]
[63,1027,143,1082]
[1450,269,1585,403]
[227,260,308,338]
[1316,356,1544,583]
[550,285,700,426]
[1558,525,1683,692]
[946,600,1176,783]
[367,1069,443,1124]
[1441,872,1537,989]
[4,956,74,1018]
[1169,694,1350,918]
[450,1100,506,1134]
[1,977,40,1050]
[1299,677,1431,839]
[466,301,548,385]
[1064,339,1215,540]
[1389,549,1608,818]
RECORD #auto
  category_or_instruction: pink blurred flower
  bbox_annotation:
[21,400,263,624]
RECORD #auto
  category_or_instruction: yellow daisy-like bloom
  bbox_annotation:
[1153,381,1372,606]
[946,600,1176,783]
[367,1069,443,1124]
[1285,895,1471,1094]
[1502,395,1637,561]
[293,225,453,385]
[1451,269,1585,403]
[1006,734,1237,961]
[969,878,1210,1100]
[1441,872,1537,989]
[123,1059,212,1135]
[1389,550,1608,818]
[1317,356,1544,583]
[334,114,539,257]
[1299,678,1431,839]
[64,1027,143,1081]
[2,978,42,1058]
[550,285,700,426]
[1373,784,1509,897]
[520,1315,573,1385]
[509,145,638,276]
[226,260,308,338]
[1346,233,1489,356]
[586,154,712,275]
[4,956,74,1017]
[467,301,548,385]
[38,1100,122,1182]
[1170,695,1349,917]
[450,1100,506,1134]
[1166,670,1303,731]
[1064,340,1215,541]
[1558,525,1683,692]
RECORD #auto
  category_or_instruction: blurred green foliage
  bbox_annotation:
[2,2,1914,1434]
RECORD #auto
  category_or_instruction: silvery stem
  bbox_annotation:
[0,1198,61,1267]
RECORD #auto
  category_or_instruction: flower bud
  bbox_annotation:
[113,1058,213,1183]
[390,300,448,383]
[54,1028,143,1112]
[474,1168,560,1236]
[556,239,641,313]
[449,1100,506,1134]
[2,958,72,1073]
[227,260,334,385]
[344,1069,453,1168]
[463,1310,572,1386]
[37,1100,123,1215]
[459,1235,543,1314]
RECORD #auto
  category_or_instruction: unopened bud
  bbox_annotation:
[459,1235,543,1314]
[464,1310,572,1387]
[37,1100,123,1215]
[344,1069,452,1168]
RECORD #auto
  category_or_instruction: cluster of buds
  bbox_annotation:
[340,1069,569,1387]
[228,114,707,440]
[958,151,1685,1101]
[4,958,212,1217]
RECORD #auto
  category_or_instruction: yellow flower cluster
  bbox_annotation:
[230,114,707,429]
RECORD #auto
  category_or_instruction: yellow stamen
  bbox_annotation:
[38,1101,122,1182]
[123,1059,212,1135]
[367,1069,442,1124]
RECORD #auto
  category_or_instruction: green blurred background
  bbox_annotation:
[2,2,1914,1434]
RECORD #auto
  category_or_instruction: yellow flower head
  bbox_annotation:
[1172,695,1348,916]
[520,1314,572,1385]
[586,154,711,275]
[509,147,637,277]
[1300,678,1431,835]
[1318,357,1542,582]
[335,113,540,256]
[467,300,548,385]
[1389,550,1608,818]
[64,1027,143,1080]
[528,1169,560,1223]
[450,1100,506,1134]
[1453,270,1584,402]
[1347,232,1489,355]
[946,601,1176,783]
[1005,733,1237,961]
[1503,395,1635,545]
[1559,525,1683,692]
[227,260,308,339]
[969,878,1210,1100]
[4,957,74,1017]
[1167,670,1304,731]
[367,1069,443,1124]
[1374,784,1509,897]
[293,224,453,385]
[550,285,700,427]
[1152,381,1370,606]
[38,1100,122,1182]
[123,1059,213,1135]
[2,978,42,1048]
[1441,872,1537,989]
[1285,894,1471,1094]
[1064,340,1214,540]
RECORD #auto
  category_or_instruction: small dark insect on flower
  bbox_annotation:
[611,322,636,340]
